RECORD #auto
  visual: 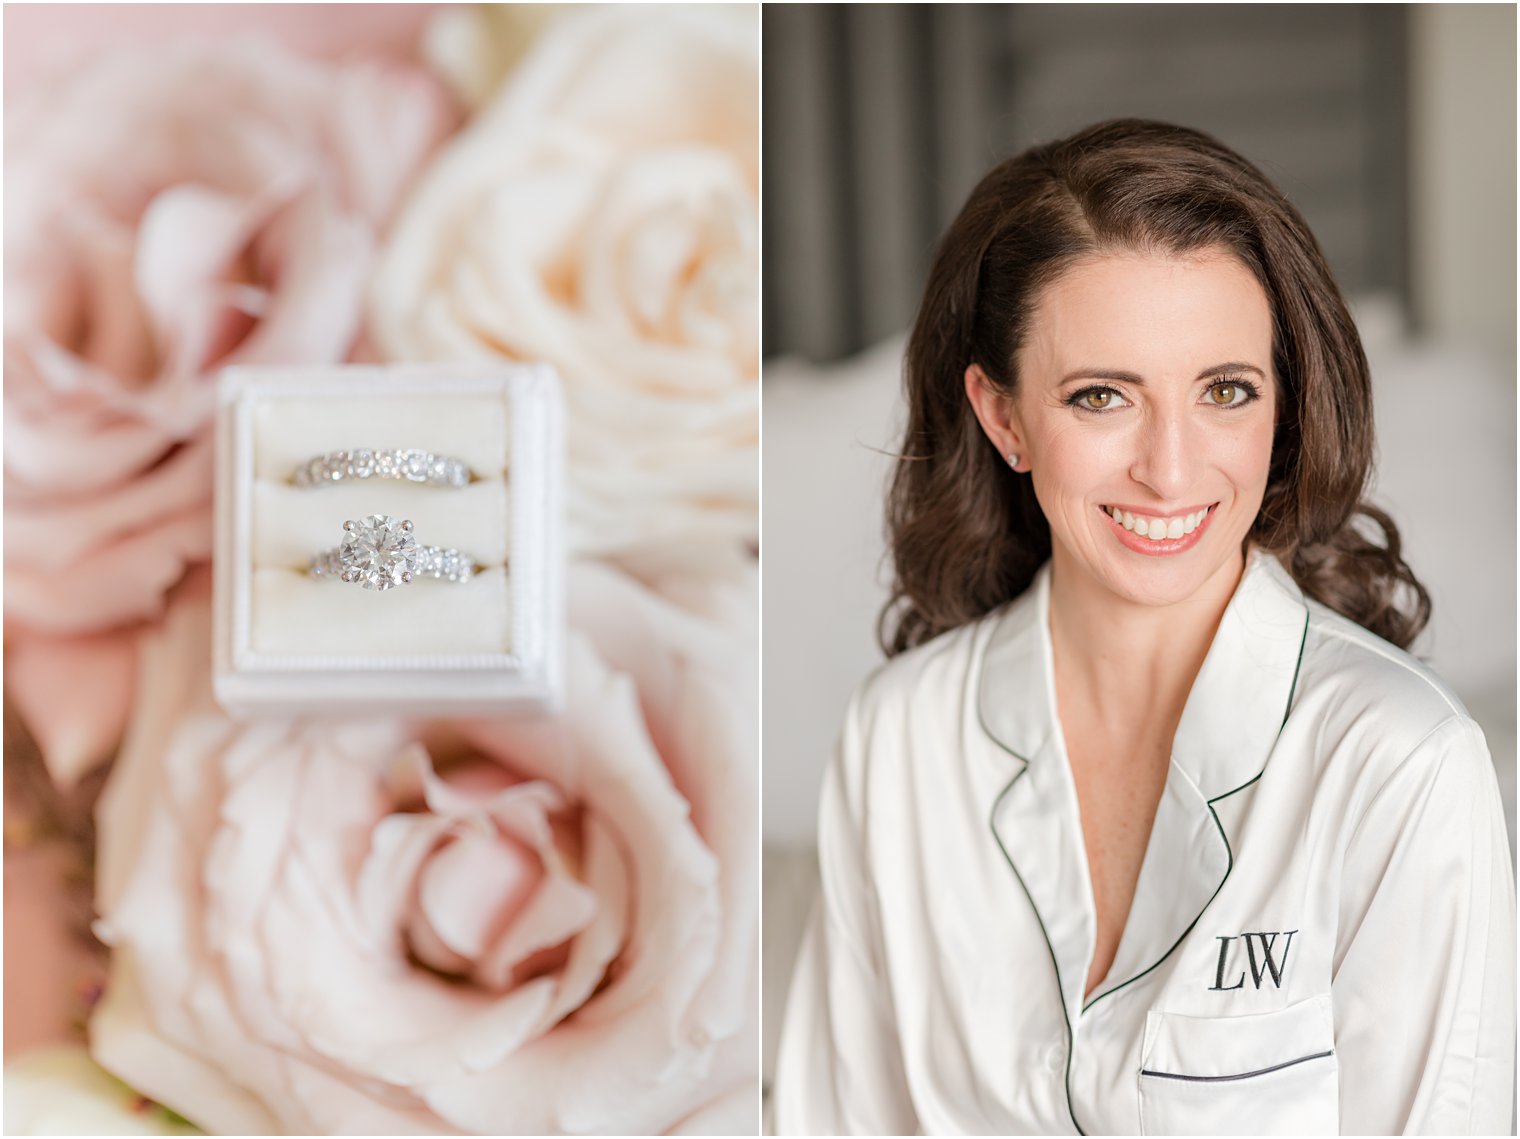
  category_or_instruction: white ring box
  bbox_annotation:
[212,363,563,716]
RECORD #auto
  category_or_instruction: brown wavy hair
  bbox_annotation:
[882,118,1429,655]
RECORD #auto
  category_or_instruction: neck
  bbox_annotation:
[1046,547,1248,734]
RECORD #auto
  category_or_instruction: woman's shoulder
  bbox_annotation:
[847,605,1008,729]
[1292,596,1490,789]
[825,607,1011,826]
[1299,598,1473,723]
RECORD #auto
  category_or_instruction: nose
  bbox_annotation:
[1128,404,1202,501]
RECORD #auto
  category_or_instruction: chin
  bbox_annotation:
[1092,559,1225,609]
[1061,509,1254,610]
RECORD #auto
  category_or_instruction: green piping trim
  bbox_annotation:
[1081,608,1310,1014]
[979,598,1085,1132]
[990,769,1086,1136]
[1141,1049,1334,1083]
[1282,610,1309,726]
[1080,770,1260,1014]
[980,605,1310,1131]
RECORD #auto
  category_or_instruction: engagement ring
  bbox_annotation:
[308,514,482,591]
[292,449,475,488]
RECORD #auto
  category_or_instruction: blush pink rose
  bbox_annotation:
[3,35,454,780]
[4,627,139,788]
[369,6,759,574]
[89,561,758,1135]
[3,4,445,98]
[5,35,453,632]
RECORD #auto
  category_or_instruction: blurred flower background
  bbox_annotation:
[3,5,758,1134]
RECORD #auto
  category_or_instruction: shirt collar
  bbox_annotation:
[976,548,1310,1020]
[976,547,1309,797]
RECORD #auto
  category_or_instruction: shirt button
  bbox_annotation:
[1044,1044,1065,1074]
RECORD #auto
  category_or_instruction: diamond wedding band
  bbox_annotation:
[293,449,474,488]
[308,514,481,592]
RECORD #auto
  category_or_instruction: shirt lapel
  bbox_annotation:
[978,550,1310,1018]
[1169,550,1310,798]
[980,564,1095,1024]
[1091,550,1308,1006]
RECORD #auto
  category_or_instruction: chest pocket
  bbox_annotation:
[1138,995,1338,1136]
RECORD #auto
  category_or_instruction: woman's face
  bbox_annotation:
[967,248,1278,610]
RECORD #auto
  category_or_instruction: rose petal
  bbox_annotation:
[1,346,188,493]
[68,209,157,383]
[4,505,213,633]
[133,179,295,377]
[323,61,458,230]
[667,1081,759,1135]
[5,431,213,569]
[421,765,560,821]
[567,561,758,1048]
[356,811,452,955]
[418,828,545,962]
[537,811,628,1026]
[218,184,371,370]
[579,149,749,351]
[474,866,597,992]
[5,626,138,787]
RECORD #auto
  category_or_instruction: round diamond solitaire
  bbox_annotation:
[292,449,475,488]
[308,515,482,590]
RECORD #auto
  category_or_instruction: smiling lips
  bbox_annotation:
[1101,503,1217,555]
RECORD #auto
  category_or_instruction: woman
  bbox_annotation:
[772,120,1514,1135]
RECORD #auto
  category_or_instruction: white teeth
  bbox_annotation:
[1106,504,1213,542]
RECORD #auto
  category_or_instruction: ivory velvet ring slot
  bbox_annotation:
[292,448,476,488]
[307,514,485,591]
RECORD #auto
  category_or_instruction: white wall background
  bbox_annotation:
[1410,4,1517,373]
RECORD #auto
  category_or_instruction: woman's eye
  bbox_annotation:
[1206,380,1256,408]
[1064,386,1129,414]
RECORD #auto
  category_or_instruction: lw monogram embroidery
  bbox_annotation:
[1210,930,1297,991]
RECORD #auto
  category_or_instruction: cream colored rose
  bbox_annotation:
[422,3,562,112]
[370,5,758,573]
[3,1046,200,1135]
[90,562,757,1135]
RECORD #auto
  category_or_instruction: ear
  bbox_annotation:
[963,364,1028,471]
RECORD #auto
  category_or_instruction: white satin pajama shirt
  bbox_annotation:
[774,551,1515,1135]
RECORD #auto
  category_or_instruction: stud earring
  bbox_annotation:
[1006,453,1020,469]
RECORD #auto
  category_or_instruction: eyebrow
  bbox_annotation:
[1059,362,1266,385]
